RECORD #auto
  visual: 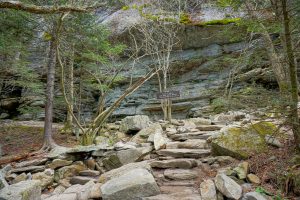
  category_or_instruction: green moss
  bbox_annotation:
[180,13,192,24]
[121,5,130,11]
[213,126,268,159]
[250,121,277,136]
[196,18,241,26]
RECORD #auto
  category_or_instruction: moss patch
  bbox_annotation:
[212,122,277,159]
[196,18,241,26]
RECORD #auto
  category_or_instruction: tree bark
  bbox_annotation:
[281,0,300,150]
[42,35,57,149]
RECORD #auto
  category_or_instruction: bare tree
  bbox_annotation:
[129,0,186,121]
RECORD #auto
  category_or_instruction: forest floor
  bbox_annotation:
[0,120,78,157]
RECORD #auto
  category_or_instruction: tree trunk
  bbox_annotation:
[260,23,290,96]
[65,45,74,134]
[42,36,57,149]
[281,0,300,150]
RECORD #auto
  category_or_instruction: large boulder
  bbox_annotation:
[215,174,242,200]
[242,192,267,200]
[101,168,160,200]
[119,115,150,134]
[0,180,41,200]
[211,122,277,159]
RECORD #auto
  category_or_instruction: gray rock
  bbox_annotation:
[64,180,95,200]
[200,179,217,200]
[166,139,208,149]
[233,162,249,180]
[12,173,27,184]
[99,162,152,183]
[131,123,163,144]
[156,149,211,158]
[142,193,202,200]
[153,130,168,150]
[242,192,267,200]
[265,135,283,148]
[149,159,197,169]
[0,172,8,189]
[32,169,54,190]
[102,154,123,170]
[215,174,242,200]
[119,115,150,133]
[164,169,198,180]
[95,136,110,145]
[10,166,45,174]
[170,132,216,141]
[101,168,160,200]
[44,193,77,200]
[70,176,96,185]
[15,158,48,168]
[54,161,86,182]
[0,180,41,200]
[79,170,100,177]
[47,159,73,170]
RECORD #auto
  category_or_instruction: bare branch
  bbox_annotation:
[0,1,106,14]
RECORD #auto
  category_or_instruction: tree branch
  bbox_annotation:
[0,1,106,14]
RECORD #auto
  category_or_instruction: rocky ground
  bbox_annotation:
[0,112,299,200]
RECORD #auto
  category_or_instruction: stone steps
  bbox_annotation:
[168,131,217,141]
[156,149,211,159]
[166,139,209,149]
[149,158,197,169]
[142,186,201,200]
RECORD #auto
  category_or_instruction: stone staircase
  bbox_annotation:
[145,124,223,200]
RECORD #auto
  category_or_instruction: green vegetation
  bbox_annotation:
[196,18,241,26]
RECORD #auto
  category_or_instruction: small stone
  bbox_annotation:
[64,180,95,200]
[70,176,96,185]
[234,162,249,179]
[12,173,27,184]
[247,174,261,184]
[47,159,73,169]
[265,135,283,148]
[200,179,217,200]
[242,192,267,200]
[215,174,242,200]
[154,130,167,150]
[79,170,100,177]
[32,169,54,190]
[84,158,96,170]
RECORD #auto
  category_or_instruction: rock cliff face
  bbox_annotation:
[100,6,266,120]
[0,3,276,121]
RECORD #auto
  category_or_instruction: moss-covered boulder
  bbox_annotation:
[211,122,277,159]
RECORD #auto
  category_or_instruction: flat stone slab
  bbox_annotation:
[142,193,202,200]
[164,169,198,180]
[170,132,217,141]
[10,165,45,174]
[156,149,211,158]
[79,170,100,177]
[197,125,223,131]
[150,159,197,169]
[70,176,97,185]
[166,139,208,149]
[15,158,48,168]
